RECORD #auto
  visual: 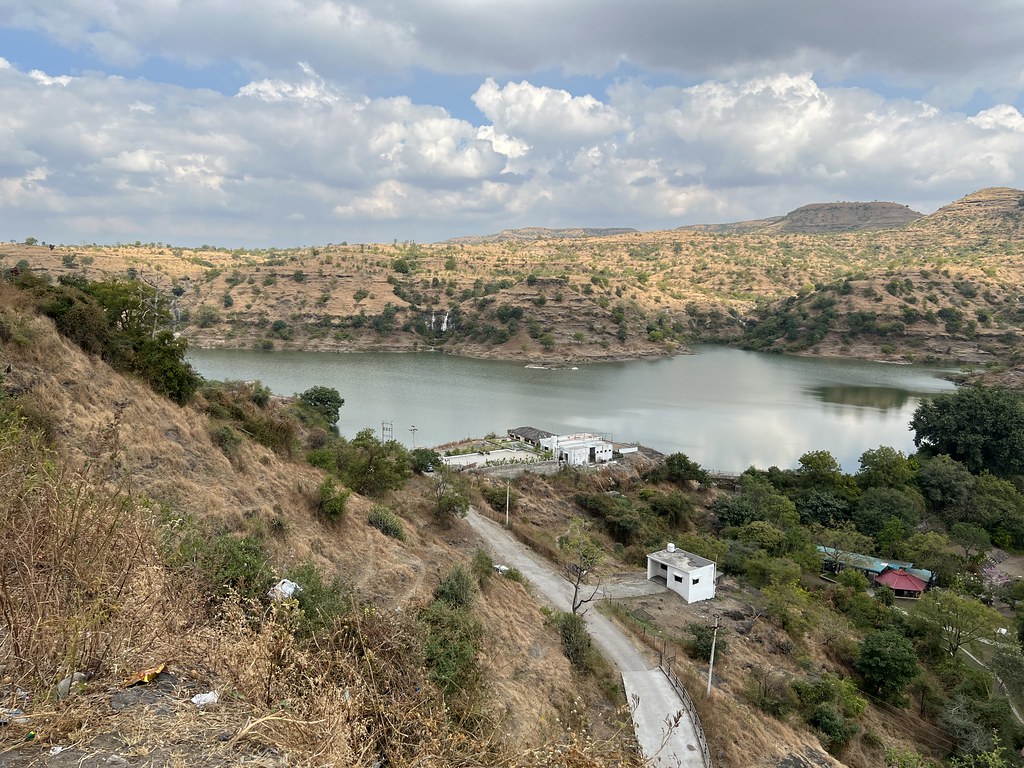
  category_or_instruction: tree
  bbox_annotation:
[647,452,710,487]
[911,388,1024,477]
[431,467,468,524]
[409,447,441,473]
[856,446,918,490]
[853,486,922,538]
[916,590,1003,657]
[558,518,603,615]
[297,385,344,425]
[917,454,975,519]
[856,630,919,701]
[950,523,991,561]
[340,428,411,496]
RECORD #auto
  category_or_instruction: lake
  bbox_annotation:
[186,345,958,473]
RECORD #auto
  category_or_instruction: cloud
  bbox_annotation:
[5,1,1024,107]
[1,56,1023,245]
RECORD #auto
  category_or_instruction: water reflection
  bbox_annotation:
[186,345,957,473]
[808,385,913,410]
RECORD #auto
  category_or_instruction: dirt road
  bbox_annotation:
[464,509,707,768]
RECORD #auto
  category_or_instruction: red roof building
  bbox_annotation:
[874,568,928,598]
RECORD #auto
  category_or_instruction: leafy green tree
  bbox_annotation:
[856,630,919,701]
[297,385,344,425]
[647,452,710,486]
[917,454,975,518]
[852,486,922,538]
[949,523,992,561]
[340,427,411,496]
[911,387,1024,477]
[736,520,788,555]
[916,590,1003,657]
[409,447,441,473]
[432,467,469,524]
[856,445,918,490]
[714,474,798,528]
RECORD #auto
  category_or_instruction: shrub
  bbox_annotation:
[434,565,476,610]
[283,560,350,637]
[504,567,525,584]
[471,548,493,585]
[316,477,350,522]
[685,622,728,662]
[420,600,483,696]
[211,425,243,458]
[558,611,595,672]
[296,385,344,426]
[481,482,518,512]
[368,505,406,541]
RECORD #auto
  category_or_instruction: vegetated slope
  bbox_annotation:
[447,226,639,244]
[2,187,1023,383]
[741,189,1024,374]
[482,467,964,768]
[0,285,634,766]
[679,201,922,235]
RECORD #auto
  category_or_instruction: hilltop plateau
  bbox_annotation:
[2,187,1023,387]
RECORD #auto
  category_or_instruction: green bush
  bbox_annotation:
[481,482,518,512]
[557,611,595,672]
[316,477,350,522]
[504,567,525,584]
[471,548,493,585]
[434,565,476,610]
[368,505,406,541]
[421,600,483,696]
[685,622,728,662]
[210,425,242,458]
[283,560,350,637]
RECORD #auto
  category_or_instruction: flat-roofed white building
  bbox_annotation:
[539,433,613,466]
[647,543,716,603]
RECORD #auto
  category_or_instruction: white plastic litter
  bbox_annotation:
[268,579,301,601]
[190,691,219,708]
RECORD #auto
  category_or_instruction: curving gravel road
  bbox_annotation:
[465,509,707,768]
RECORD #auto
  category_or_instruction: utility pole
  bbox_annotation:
[505,478,510,527]
[409,424,418,449]
[706,613,721,697]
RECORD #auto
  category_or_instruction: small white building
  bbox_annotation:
[539,433,614,466]
[647,543,716,603]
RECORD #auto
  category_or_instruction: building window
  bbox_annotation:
[659,563,667,571]
[692,578,700,585]
[673,575,683,583]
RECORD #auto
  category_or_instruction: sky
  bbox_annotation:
[2,1,1024,247]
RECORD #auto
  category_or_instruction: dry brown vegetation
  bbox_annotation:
[0,289,640,767]
[3,187,1023,382]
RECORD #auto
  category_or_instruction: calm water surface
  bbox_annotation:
[186,346,957,472]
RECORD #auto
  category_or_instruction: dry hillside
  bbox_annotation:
[2,187,1023,383]
[0,284,637,767]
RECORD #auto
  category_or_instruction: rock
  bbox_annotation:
[56,672,88,700]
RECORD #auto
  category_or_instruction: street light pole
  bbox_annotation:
[505,479,510,527]
[706,613,721,697]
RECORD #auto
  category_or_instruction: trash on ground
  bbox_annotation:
[268,579,301,601]
[190,691,219,708]
[122,662,168,688]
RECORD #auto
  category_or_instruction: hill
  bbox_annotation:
[3,276,1022,767]
[679,201,922,235]
[2,187,1022,387]
[446,226,639,244]
[0,282,634,766]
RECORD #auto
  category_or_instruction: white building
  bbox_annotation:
[647,543,716,603]
[539,433,613,466]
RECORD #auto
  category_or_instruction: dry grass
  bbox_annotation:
[6,186,1021,371]
[0,292,644,766]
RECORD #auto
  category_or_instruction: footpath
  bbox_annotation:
[464,509,707,768]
